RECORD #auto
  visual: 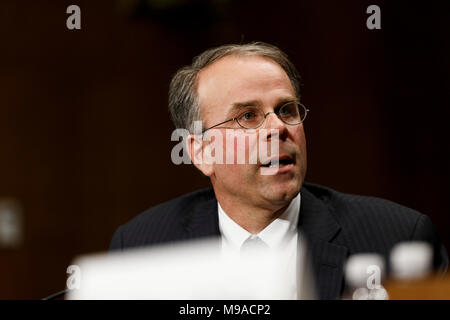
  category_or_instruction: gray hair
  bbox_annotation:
[168,42,301,132]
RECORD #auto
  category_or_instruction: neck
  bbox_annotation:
[216,195,290,234]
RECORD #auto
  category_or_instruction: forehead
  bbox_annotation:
[196,55,296,121]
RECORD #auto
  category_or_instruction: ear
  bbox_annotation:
[186,133,214,177]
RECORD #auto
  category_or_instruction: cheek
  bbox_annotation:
[214,132,259,179]
[220,130,260,165]
[291,125,306,148]
[213,163,255,187]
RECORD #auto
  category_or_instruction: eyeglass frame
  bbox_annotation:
[201,101,310,134]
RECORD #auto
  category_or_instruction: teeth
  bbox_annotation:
[266,162,287,168]
[262,161,278,167]
[261,158,293,167]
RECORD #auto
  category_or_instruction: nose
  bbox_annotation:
[263,112,288,141]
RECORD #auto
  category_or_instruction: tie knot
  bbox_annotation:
[240,236,269,255]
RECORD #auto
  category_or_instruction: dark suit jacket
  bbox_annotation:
[109,182,448,299]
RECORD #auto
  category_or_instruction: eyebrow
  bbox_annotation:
[225,96,299,118]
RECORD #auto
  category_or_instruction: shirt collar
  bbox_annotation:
[218,192,301,249]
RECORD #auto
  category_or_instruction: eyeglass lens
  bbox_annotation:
[236,102,307,129]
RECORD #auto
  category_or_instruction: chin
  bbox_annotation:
[261,179,301,204]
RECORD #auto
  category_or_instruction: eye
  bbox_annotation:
[242,111,256,120]
[279,107,290,116]
[238,110,258,121]
[278,103,297,117]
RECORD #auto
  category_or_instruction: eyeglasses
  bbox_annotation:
[202,101,309,134]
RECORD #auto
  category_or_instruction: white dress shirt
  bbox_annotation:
[218,193,301,299]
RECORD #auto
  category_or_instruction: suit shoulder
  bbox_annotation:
[303,182,423,241]
[116,188,215,247]
[304,182,422,221]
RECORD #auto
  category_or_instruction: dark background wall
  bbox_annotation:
[0,0,448,299]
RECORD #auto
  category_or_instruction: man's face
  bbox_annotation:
[195,55,307,210]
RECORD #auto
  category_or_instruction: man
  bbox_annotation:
[109,42,448,299]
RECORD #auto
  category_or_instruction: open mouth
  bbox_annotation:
[260,155,295,168]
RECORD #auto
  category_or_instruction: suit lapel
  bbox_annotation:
[299,186,348,299]
[183,192,221,240]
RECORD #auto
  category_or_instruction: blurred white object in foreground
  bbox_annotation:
[344,253,388,300]
[390,241,433,280]
[345,253,385,289]
[67,238,315,300]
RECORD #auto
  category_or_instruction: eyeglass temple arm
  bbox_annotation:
[202,118,236,134]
